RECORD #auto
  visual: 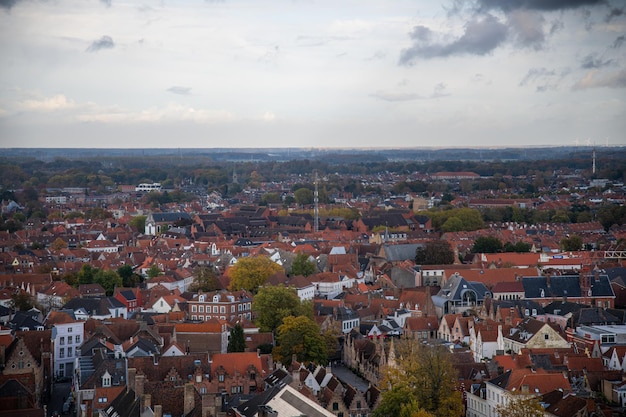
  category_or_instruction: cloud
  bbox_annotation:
[370,91,422,102]
[77,103,235,124]
[101,0,112,7]
[475,0,605,13]
[581,53,613,69]
[573,69,626,90]
[605,7,624,22]
[432,83,450,98]
[18,94,75,112]
[519,67,570,91]
[612,35,625,49]
[0,0,19,10]
[167,86,192,95]
[507,9,546,49]
[86,35,115,53]
[399,14,507,65]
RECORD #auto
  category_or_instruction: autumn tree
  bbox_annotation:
[273,315,327,365]
[375,339,463,417]
[190,266,220,292]
[129,215,147,234]
[228,256,283,293]
[253,285,312,332]
[495,393,545,417]
[227,324,246,353]
[51,237,67,251]
[415,240,455,265]
[290,253,316,277]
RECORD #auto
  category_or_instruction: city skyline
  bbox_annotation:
[0,0,624,149]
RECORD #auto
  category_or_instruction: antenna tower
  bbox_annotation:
[592,147,596,175]
[314,171,319,233]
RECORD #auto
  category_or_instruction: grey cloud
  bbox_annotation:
[573,69,626,89]
[86,35,115,52]
[101,0,111,7]
[605,7,624,22]
[475,0,605,12]
[432,83,450,98]
[581,53,613,69]
[0,0,19,10]
[549,19,564,34]
[399,14,507,65]
[167,86,192,95]
[507,9,546,49]
[519,67,570,91]
[612,35,625,48]
[409,25,432,41]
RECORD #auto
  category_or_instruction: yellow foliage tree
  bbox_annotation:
[228,256,283,293]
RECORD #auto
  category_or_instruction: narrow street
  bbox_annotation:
[46,381,71,416]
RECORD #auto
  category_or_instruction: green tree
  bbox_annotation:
[228,256,283,293]
[190,267,220,292]
[560,235,583,251]
[274,315,327,365]
[503,241,531,253]
[117,265,141,287]
[494,393,545,417]
[129,215,147,234]
[290,253,316,277]
[227,324,247,353]
[294,188,314,205]
[77,264,97,285]
[375,340,463,417]
[441,216,464,232]
[261,192,281,204]
[415,240,455,265]
[147,264,162,278]
[472,236,503,253]
[253,285,312,332]
[94,269,122,296]
[11,290,34,311]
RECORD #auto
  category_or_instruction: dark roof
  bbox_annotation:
[100,387,140,417]
[149,212,192,223]
[63,297,125,316]
[522,274,614,299]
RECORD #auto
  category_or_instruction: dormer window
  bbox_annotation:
[102,370,112,387]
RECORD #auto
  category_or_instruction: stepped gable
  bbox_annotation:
[15,329,52,367]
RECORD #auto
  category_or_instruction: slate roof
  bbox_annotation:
[63,297,125,316]
[432,273,490,308]
[149,212,192,223]
[380,243,423,262]
[522,274,614,299]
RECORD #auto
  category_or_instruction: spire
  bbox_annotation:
[387,337,397,369]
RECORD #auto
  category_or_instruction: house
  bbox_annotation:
[145,212,193,236]
[174,320,229,354]
[503,317,570,354]
[36,281,80,310]
[432,273,491,318]
[233,383,335,417]
[63,297,128,320]
[522,272,615,309]
[45,310,85,380]
[187,290,253,322]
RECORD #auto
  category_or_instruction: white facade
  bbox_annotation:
[52,321,85,379]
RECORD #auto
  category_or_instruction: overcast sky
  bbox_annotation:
[0,0,624,149]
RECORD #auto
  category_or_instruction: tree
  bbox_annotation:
[117,265,141,287]
[147,264,162,279]
[228,256,283,293]
[561,235,583,251]
[290,253,316,277]
[503,241,531,253]
[415,240,455,265]
[472,236,503,253]
[253,285,312,332]
[51,237,67,251]
[494,394,545,417]
[227,324,246,353]
[129,215,147,234]
[274,315,327,365]
[375,340,463,417]
[190,267,220,292]
[294,187,314,205]
[441,216,464,232]
[94,269,123,296]
[77,264,97,285]
[11,290,34,311]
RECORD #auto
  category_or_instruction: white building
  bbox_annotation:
[46,311,85,379]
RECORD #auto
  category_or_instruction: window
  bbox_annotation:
[68,327,72,333]
[602,335,616,344]
[238,304,242,312]
[231,306,235,313]
[191,315,197,321]
[60,337,65,345]
[68,347,73,357]
[332,402,339,411]
[191,305,197,312]
[60,348,65,358]
[98,397,108,403]
[544,334,549,340]
[199,306,204,313]
[220,306,225,313]
[213,306,218,313]
[75,335,80,344]
[218,374,224,382]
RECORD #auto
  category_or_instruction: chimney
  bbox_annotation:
[135,373,145,397]
[154,405,162,417]
[142,394,151,411]
[184,383,195,416]
[128,368,136,393]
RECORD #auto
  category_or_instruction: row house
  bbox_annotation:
[503,317,570,354]
[522,272,615,309]
[46,310,85,379]
[187,290,253,322]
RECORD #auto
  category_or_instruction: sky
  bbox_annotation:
[0,0,625,149]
